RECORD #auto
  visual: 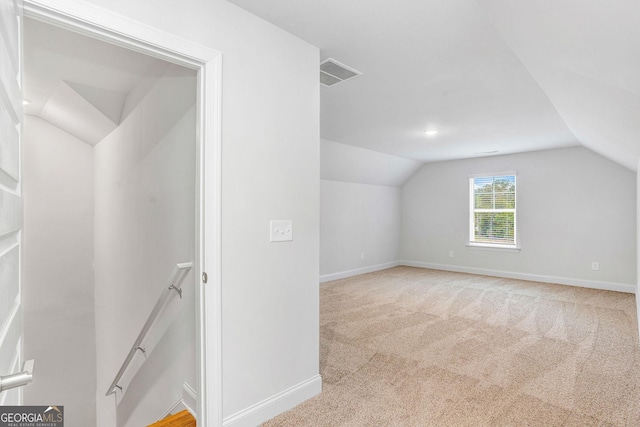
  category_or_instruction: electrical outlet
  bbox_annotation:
[360,253,365,259]
[270,220,293,242]
[449,250,454,258]
[591,261,599,271]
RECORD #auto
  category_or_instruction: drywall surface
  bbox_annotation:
[93,63,197,427]
[476,0,640,171]
[637,157,640,338]
[402,147,636,287]
[321,180,401,278]
[321,139,422,187]
[22,116,97,427]
[82,0,320,423]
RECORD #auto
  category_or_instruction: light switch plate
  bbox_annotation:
[270,220,293,242]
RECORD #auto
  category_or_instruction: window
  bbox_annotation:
[469,174,516,247]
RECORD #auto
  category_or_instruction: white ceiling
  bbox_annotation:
[23,18,167,145]
[321,139,422,187]
[228,0,640,170]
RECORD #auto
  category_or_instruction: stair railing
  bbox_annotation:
[105,262,193,397]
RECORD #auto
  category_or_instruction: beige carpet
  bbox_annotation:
[263,266,640,426]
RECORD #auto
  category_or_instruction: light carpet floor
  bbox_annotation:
[263,266,640,426]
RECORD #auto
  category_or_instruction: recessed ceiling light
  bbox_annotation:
[23,99,31,105]
[424,130,438,136]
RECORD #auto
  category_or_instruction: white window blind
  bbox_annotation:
[469,175,516,246]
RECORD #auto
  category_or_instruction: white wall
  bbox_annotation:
[78,0,321,424]
[402,147,636,290]
[320,180,401,280]
[319,140,420,281]
[637,157,640,335]
[93,63,197,427]
[22,116,96,427]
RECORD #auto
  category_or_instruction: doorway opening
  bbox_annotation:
[21,2,222,426]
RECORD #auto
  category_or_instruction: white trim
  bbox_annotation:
[159,382,197,420]
[636,157,640,341]
[200,40,223,427]
[0,298,19,355]
[20,0,212,68]
[0,237,19,260]
[466,243,521,253]
[223,375,322,427]
[22,1,223,425]
[400,260,636,294]
[468,170,518,179]
[320,261,401,283]
[636,286,640,341]
[469,173,517,247]
[0,342,20,406]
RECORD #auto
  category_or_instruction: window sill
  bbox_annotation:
[466,243,521,253]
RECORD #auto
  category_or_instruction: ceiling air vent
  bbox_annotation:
[320,58,361,87]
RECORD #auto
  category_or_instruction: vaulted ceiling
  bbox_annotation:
[229,0,640,170]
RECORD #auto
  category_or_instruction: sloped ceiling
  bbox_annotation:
[477,0,640,170]
[321,139,422,187]
[23,18,167,145]
[228,0,639,170]
[39,81,119,145]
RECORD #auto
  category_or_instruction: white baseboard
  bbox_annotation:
[320,261,401,283]
[400,260,636,294]
[223,375,322,427]
[636,287,640,341]
[159,382,197,420]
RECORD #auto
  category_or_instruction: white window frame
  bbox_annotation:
[468,172,519,250]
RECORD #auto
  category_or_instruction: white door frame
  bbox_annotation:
[21,1,223,425]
